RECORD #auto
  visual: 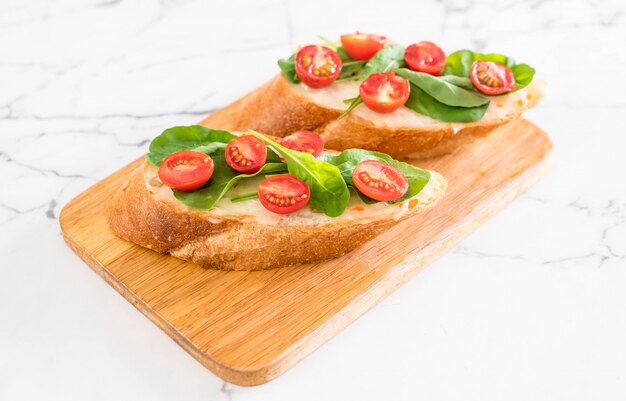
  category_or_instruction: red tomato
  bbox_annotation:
[404,41,446,76]
[158,150,214,192]
[295,45,342,88]
[258,174,310,214]
[225,135,267,173]
[359,71,410,113]
[279,130,324,158]
[470,60,515,95]
[352,160,408,202]
[340,32,386,60]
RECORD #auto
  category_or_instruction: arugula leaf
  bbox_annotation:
[336,46,352,61]
[510,63,535,88]
[249,130,350,217]
[443,49,535,90]
[396,68,489,108]
[147,125,235,166]
[338,44,407,117]
[338,60,367,81]
[173,158,287,209]
[338,96,363,119]
[321,149,430,204]
[230,192,259,203]
[436,74,474,90]
[278,45,367,83]
[335,45,367,80]
[443,50,515,76]
[404,84,489,123]
[363,43,406,76]
[277,54,300,84]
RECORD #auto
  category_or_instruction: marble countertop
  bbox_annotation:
[2,0,625,399]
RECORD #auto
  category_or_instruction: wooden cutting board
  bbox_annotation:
[60,118,552,386]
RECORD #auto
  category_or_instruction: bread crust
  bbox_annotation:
[107,162,446,271]
[202,75,542,159]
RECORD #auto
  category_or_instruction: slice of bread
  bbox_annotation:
[201,75,546,159]
[107,160,447,271]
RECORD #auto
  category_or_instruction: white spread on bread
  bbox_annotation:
[143,163,439,226]
[290,78,546,129]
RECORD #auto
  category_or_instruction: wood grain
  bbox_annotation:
[60,118,552,386]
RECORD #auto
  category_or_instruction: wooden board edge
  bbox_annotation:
[246,135,553,385]
[59,200,257,384]
[58,121,553,386]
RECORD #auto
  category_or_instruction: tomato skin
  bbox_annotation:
[295,45,342,88]
[158,150,214,192]
[359,71,410,113]
[340,32,386,61]
[225,135,267,174]
[279,130,324,158]
[352,160,408,202]
[470,60,515,95]
[404,41,446,76]
[258,174,311,214]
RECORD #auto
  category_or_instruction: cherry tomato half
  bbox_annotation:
[404,41,446,76]
[158,150,214,192]
[279,130,324,158]
[470,60,516,95]
[295,45,342,88]
[359,71,410,113]
[340,32,386,61]
[225,135,267,174]
[258,174,311,214]
[352,160,408,202]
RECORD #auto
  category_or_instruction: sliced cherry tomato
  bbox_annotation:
[295,45,342,88]
[158,150,214,192]
[359,71,410,113]
[225,135,267,173]
[404,41,446,76]
[352,160,408,202]
[340,32,386,61]
[279,130,324,158]
[470,60,515,95]
[258,174,310,214]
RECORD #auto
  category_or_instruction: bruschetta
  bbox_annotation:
[202,34,545,158]
[107,126,447,270]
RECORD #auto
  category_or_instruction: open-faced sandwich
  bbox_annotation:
[107,126,447,270]
[203,33,546,158]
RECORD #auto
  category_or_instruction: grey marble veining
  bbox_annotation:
[1,0,625,400]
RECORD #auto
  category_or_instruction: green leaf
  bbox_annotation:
[438,74,474,90]
[443,49,535,90]
[405,84,489,123]
[278,45,368,83]
[249,130,350,217]
[147,125,235,166]
[336,46,353,61]
[277,54,300,84]
[229,192,259,203]
[192,142,227,154]
[396,68,489,108]
[321,148,431,204]
[363,43,406,75]
[338,96,363,119]
[510,63,535,89]
[443,49,515,77]
[338,44,406,117]
[338,59,367,81]
[173,159,287,209]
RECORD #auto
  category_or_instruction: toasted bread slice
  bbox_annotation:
[201,75,546,158]
[107,160,447,271]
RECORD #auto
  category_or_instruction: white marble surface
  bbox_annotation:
[1,0,625,399]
